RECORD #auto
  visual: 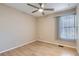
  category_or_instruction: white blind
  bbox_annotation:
[59,14,77,40]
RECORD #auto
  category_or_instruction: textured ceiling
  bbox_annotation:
[4,3,77,17]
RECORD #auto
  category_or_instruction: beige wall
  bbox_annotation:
[37,16,57,42]
[0,4,36,52]
[37,9,76,48]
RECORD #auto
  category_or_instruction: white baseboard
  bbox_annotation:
[37,40,76,49]
[0,40,36,54]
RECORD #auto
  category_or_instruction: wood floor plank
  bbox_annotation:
[0,41,78,56]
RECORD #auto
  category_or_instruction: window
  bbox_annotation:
[58,14,77,40]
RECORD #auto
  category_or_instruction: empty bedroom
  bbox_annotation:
[0,3,79,56]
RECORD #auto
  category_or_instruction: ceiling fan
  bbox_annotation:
[27,3,54,15]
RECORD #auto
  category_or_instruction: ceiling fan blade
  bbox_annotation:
[32,10,38,13]
[44,8,54,11]
[42,12,45,15]
[27,4,39,9]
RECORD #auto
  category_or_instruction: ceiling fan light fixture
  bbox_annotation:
[27,3,54,15]
[38,9,43,12]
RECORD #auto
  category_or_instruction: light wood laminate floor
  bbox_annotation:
[0,41,78,56]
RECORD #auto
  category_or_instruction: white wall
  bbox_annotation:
[37,9,76,48]
[0,4,36,52]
